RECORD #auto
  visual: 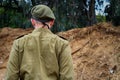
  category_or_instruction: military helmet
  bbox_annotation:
[31,5,55,22]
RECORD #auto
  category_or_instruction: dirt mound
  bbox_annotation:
[0,23,120,80]
[58,23,120,80]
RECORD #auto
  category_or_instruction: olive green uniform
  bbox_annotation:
[5,28,74,80]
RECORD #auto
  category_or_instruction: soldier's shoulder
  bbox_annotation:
[58,35,67,40]
[14,33,31,47]
[55,35,69,43]
[16,33,31,41]
[16,35,25,39]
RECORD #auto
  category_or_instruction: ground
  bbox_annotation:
[0,23,120,80]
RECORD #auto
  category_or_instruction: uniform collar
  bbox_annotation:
[32,28,53,34]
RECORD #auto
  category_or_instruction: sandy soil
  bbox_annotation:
[0,23,120,80]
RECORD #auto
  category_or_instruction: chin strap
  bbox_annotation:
[42,22,50,29]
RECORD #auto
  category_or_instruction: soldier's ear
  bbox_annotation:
[50,20,54,27]
[31,18,36,26]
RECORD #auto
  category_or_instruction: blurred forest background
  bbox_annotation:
[0,0,120,33]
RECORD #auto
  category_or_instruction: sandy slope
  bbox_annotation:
[0,23,120,80]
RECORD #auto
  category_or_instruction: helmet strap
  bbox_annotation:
[42,22,49,29]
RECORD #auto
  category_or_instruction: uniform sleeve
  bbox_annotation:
[59,42,74,80]
[5,40,20,80]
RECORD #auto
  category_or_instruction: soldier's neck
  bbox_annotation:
[34,25,48,29]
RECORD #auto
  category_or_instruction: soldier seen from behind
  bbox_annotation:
[5,4,74,80]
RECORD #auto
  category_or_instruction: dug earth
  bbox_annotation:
[0,23,120,80]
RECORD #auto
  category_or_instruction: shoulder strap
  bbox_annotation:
[58,35,67,40]
[16,35,25,39]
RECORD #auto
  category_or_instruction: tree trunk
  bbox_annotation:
[88,0,97,25]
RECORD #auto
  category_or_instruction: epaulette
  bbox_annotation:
[16,35,25,39]
[58,35,67,40]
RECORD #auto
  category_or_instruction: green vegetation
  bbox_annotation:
[105,0,120,26]
[0,0,119,32]
[96,14,106,22]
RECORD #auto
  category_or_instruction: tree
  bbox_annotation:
[0,0,32,28]
[105,0,120,26]
[0,0,106,32]
[83,0,97,26]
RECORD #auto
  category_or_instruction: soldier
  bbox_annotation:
[5,4,74,80]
